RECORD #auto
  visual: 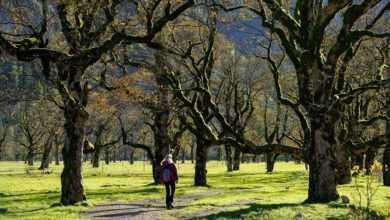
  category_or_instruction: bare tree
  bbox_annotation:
[15,103,45,166]
[216,56,259,171]
[263,97,290,173]
[89,115,120,168]
[160,7,302,186]
[0,0,194,205]
[213,0,389,202]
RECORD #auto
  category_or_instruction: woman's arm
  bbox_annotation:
[173,164,178,183]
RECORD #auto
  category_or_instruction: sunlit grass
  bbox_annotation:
[0,161,389,219]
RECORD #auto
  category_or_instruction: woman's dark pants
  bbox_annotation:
[164,181,176,208]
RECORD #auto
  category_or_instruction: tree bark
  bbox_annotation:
[112,149,117,163]
[335,144,351,184]
[153,148,167,184]
[39,141,53,170]
[172,145,180,163]
[152,158,160,184]
[104,148,110,165]
[224,144,233,172]
[55,143,60,165]
[266,153,278,173]
[191,143,194,164]
[92,146,101,168]
[60,105,88,205]
[195,138,209,186]
[307,120,339,202]
[129,148,134,165]
[151,71,171,184]
[233,148,241,171]
[26,147,34,166]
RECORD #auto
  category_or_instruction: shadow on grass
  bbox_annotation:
[145,182,159,186]
[209,171,307,185]
[0,193,7,197]
[87,186,160,197]
[0,190,58,198]
[0,186,163,217]
[2,193,59,203]
[189,202,303,220]
[193,184,212,188]
[0,208,8,214]
[327,202,348,209]
[94,209,160,218]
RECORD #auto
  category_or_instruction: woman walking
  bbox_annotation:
[160,154,178,209]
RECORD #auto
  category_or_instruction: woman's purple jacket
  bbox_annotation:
[160,161,178,183]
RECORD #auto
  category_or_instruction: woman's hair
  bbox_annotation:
[161,154,174,165]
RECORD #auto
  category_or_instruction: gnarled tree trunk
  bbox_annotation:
[151,70,171,184]
[39,140,53,170]
[190,143,195,164]
[26,148,34,166]
[307,119,339,202]
[112,149,117,163]
[129,148,134,165]
[224,144,233,172]
[266,153,278,173]
[152,159,160,184]
[195,138,209,186]
[59,66,90,205]
[92,146,101,168]
[232,148,241,171]
[61,104,88,205]
[152,117,170,184]
[335,144,351,185]
[55,144,60,165]
[104,148,110,165]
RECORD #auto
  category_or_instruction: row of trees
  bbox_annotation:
[0,0,389,205]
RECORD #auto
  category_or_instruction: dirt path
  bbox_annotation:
[82,191,226,220]
[82,199,177,220]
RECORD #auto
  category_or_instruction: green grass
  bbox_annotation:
[0,161,389,219]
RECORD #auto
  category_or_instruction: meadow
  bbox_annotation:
[0,161,389,220]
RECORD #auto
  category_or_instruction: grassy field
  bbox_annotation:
[0,161,389,219]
